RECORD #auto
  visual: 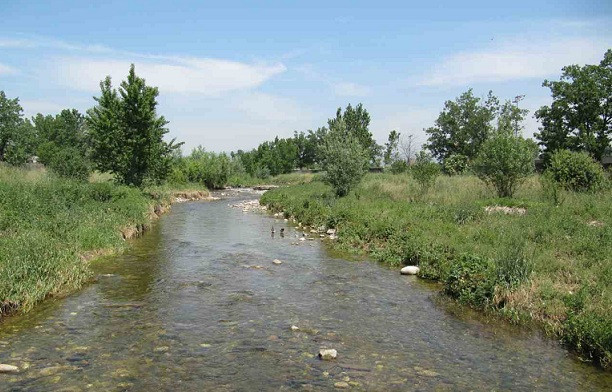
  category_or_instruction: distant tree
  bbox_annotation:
[0,91,35,165]
[321,118,369,197]
[383,130,401,166]
[87,65,182,186]
[329,103,380,165]
[426,89,499,163]
[535,50,612,163]
[399,133,417,164]
[411,151,441,192]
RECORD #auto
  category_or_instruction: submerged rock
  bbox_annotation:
[272,259,283,265]
[334,381,350,389]
[318,348,338,360]
[290,325,299,331]
[0,364,19,373]
[400,266,420,275]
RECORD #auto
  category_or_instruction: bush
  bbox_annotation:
[321,119,369,197]
[411,151,440,192]
[445,254,495,307]
[545,150,606,192]
[443,154,469,175]
[473,133,536,197]
[540,170,566,206]
[389,160,409,174]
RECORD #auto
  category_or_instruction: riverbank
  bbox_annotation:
[260,173,612,368]
[0,166,210,319]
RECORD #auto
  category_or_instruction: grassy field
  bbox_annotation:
[260,173,612,368]
[0,165,207,318]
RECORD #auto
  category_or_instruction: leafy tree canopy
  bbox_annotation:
[535,49,612,162]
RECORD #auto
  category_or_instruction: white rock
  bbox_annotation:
[318,348,337,360]
[299,237,306,242]
[326,228,336,235]
[272,259,283,265]
[290,325,299,331]
[0,364,19,373]
[400,266,420,275]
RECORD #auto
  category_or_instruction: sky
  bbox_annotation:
[1,0,611,153]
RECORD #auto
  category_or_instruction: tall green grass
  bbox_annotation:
[0,165,183,316]
[261,173,612,368]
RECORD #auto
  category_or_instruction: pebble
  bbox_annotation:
[0,364,19,373]
[334,381,350,389]
[318,348,338,360]
[290,325,300,331]
[400,266,420,275]
[272,259,283,265]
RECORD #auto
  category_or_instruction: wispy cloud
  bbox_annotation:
[333,82,370,97]
[418,37,610,87]
[52,57,286,95]
[0,63,17,75]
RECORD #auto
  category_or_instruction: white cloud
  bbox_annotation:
[20,100,69,118]
[0,63,16,75]
[52,56,286,95]
[419,38,609,87]
[333,82,370,97]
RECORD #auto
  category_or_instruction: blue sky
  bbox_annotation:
[1,1,610,152]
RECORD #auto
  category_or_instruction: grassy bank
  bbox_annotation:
[0,166,208,318]
[260,173,612,368]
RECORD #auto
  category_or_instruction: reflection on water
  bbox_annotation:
[1,191,611,391]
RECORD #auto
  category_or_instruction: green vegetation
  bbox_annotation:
[261,173,612,367]
[546,150,607,192]
[410,151,440,192]
[0,165,190,317]
[473,132,537,197]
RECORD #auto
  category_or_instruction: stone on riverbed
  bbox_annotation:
[272,259,283,265]
[0,364,19,373]
[290,325,299,331]
[334,381,350,389]
[318,348,337,360]
[400,266,420,275]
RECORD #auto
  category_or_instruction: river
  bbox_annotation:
[1,190,610,391]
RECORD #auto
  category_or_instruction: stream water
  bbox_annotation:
[1,190,610,391]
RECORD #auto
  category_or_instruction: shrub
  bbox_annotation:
[445,254,495,307]
[443,154,469,175]
[473,133,536,197]
[411,151,440,192]
[321,119,369,197]
[545,150,606,192]
[389,160,409,174]
[540,170,566,206]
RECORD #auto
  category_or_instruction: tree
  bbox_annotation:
[0,91,35,165]
[411,151,440,192]
[472,133,537,198]
[87,65,182,186]
[399,133,417,164]
[535,50,612,163]
[328,103,380,165]
[383,130,401,166]
[321,118,369,197]
[425,89,499,163]
[35,109,91,180]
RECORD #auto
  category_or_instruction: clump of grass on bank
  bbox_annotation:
[260,173,612,368]
[0,165,204,317]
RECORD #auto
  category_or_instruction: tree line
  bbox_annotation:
[0,50,609,194]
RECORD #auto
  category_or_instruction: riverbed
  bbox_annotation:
[1,190,610,391]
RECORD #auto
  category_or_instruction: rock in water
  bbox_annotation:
[290,325,300,331]
[334,381,350,389]
[326,228,336,235]
[0,364,19,373]
[272,259,283,265]
[318,348,337,360]
[400,266,420,275]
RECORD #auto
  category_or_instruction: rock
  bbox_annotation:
[310,229,318,233]
[400,266,420,275]
[153,346,169,352]
[318,348,338,360]
[326,228,336,235]
[290,325,300,331]
[299,237,306,242]
[0,364,19,373]
[334,381,350,389]
[272,259,283,265]
[414,366,439,377]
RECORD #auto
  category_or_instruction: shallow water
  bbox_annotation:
[1,190,611,391]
